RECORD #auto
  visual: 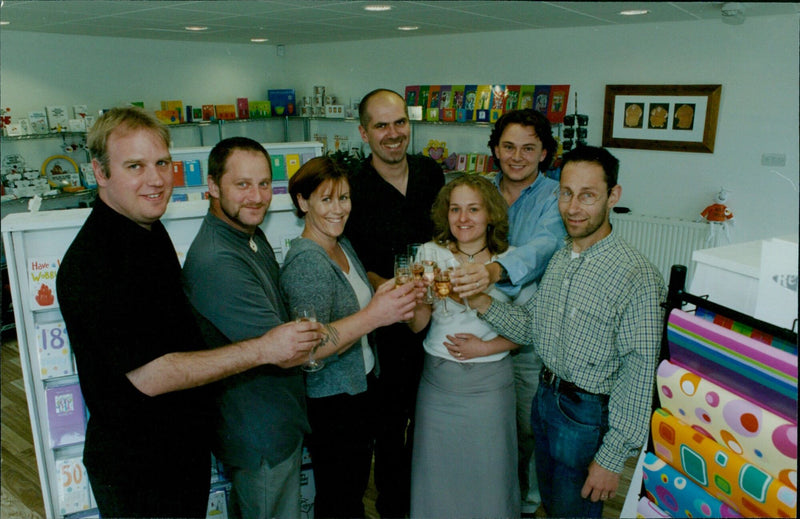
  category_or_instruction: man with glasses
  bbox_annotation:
[452,108,565,516]
[467,145,665,517]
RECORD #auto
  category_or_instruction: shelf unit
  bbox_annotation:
[1,139,320,518]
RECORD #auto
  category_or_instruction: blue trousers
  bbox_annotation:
[531,379,609,518]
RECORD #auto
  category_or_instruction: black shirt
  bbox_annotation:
[57,198,209,483]
[345,153,445,278]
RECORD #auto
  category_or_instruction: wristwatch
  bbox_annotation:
[496,262,510,283]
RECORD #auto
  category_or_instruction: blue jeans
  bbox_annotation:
[531,379,609,518]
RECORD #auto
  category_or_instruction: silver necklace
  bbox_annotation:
[249,236,258,253]
[456,244,487,263]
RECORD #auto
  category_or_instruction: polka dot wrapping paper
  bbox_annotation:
[657,359,797,481]
[651,408,797,518]
[641,451,742,518]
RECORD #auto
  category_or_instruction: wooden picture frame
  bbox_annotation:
[602,84,721,153]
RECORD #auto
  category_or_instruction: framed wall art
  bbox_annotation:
[602,84,721,153]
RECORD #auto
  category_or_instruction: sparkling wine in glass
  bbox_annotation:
[408,243,424,281]
[434,267,452,316]
[293,304,324,372]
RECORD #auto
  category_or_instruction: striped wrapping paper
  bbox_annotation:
[666,309,797,422]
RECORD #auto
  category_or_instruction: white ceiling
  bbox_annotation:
[0,1,797,46]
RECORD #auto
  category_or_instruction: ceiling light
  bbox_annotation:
[185,26,208,31]
[619,9,649,16]
[364,5,392,12]
[0,21,9,26]
[721,2,745,25]
[250,38,269,43]
[397,25,419,31]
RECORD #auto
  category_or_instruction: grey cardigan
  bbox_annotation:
[279,236,378,398]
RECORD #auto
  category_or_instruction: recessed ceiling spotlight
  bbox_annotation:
[619,9,649,16]
[0,20,9,26]
[397,25,419,31]
[185,26,208,31]
[364,5,392,12]
[250,38,269,43]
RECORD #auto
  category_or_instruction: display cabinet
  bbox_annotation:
[1,141,317,518]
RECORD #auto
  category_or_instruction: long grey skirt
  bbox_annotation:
[410,353,520,519]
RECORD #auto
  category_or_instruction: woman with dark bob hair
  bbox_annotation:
[408,174,521,518]
[279,156,419,519]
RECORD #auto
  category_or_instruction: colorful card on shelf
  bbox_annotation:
[456,154,467,171]
[667,309,798,422]
[154,110,180,125]
[286,154,301,178]
[237,97,250,119]
[29,110,49,134]
[651,408,796,518]
[202,104,216,121]
[71,105,88,120]
[490,85,506,112]
[183,160,203,186]
[29,257,60,310]
[160,100,184,123]
[46,105,69,132]
[267,89,296,116]
[519,85,536,110]
[641,451,742,518]
[46,383,87,448]
[56,455,93,515]
[439,85,453,111]
[35,321,74,380]
[547,85,570,123]
[475,154,487,173]
[427,85,441,110]
[418,85,430,119]
[657,359,796,480]
[474,85,492,121]
[533,85,551,114]
[172,161,185,187]
[462,85,477,121]
[404,85,420,107]
[214,105,236,121]
[271,155,287,181]
[451,85,466,110]
[249,100,271,119]
[504,85,521,112]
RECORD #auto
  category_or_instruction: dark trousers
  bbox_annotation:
[373,324,425,518]
[307,376,377,519]
[88,453,210,518]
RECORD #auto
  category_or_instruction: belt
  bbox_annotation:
[540,366,608,403]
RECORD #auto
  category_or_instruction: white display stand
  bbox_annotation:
[690,235,799,328]
[2,141,318,519]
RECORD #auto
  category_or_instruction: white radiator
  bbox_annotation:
[610,213,709,282]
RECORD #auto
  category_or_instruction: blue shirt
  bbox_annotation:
[492,172,566,299]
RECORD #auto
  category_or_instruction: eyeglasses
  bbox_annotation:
[558,188,611,206]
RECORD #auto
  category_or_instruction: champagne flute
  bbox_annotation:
[394,254,413,323]
[420,247,438,304]
[447,257,473,314]
[434,264,453,316]
[293,304,324,372]
[408,243,424,282]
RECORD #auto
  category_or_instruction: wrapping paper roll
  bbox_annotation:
[657,359,797,480]
[652,408,797,518]
[666,309,797,422]
[642,451,742,518]
[636,495,671,518]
